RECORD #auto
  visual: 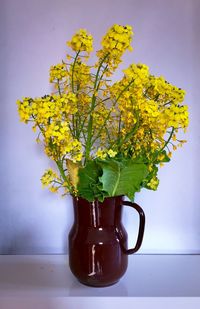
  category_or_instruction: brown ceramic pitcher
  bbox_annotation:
[68,195,145,287]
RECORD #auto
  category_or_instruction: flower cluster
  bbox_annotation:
[17,24,189,198]
[67,29,93,53]
[96,24,133,72]
[17,92,82,164]
[109,63,188,169]
[41,169,61,192]
[49,63,68,83]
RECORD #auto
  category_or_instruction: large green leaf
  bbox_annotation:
[98,158,148,200]
[77,160,106,201]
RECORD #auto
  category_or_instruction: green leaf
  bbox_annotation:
[98,158,148,200]
[77,160,105,201]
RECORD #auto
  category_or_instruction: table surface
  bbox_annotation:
[0,254,199,297]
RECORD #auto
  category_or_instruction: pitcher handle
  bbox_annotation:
[122,201,145,255]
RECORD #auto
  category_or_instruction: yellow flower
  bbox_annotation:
[41,169,59,187]
[96,148,107,159]
[16,98,33,123]
[147,177,159,190]
[107,149,117,157]
[49,186,58,193]
[123,63,149,83]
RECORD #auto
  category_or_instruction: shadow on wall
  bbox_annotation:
[0,223,72,255]
[0,199,73,255]
[0,230,35,255]
[0,156,73,255]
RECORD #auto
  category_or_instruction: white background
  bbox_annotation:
[0,0,199,254]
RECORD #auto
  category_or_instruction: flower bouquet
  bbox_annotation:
[17,24,189,202]
[17,24,189,287]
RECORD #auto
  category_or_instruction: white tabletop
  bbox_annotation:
[0,254,199,297]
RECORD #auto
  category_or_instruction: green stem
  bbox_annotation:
[117,111,140,149]
[56,160,67,182]
[163,100,173,107]
[91,79,135,145]
[96,65,108,92]
[56,160,73,191]
[57,80,61,95]
[105,126,112,143]
[78,116,87,138]
[152,127,174,162]
[101,97,111,103]
[118,112,122,137]
[52,180,63,185]
[71,51,80,137]
[116,79,134,102]
[71,51,80,93]
[84,54,109,161]
[57,83,75,137]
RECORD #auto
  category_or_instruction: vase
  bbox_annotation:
[68,195,145,287]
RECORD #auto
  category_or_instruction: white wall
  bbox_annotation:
[0,0,199,254]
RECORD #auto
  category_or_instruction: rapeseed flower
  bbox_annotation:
[17,24,189,198]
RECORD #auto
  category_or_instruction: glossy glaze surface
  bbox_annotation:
[68,196,145,287]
